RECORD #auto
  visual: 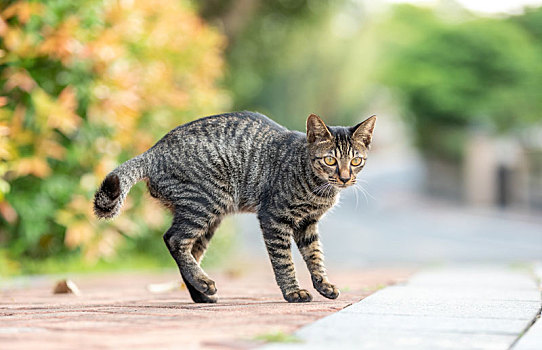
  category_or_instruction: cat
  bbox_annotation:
[94,111,376,303]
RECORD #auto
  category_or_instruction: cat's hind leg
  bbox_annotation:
[164,205,221,302]
[181,219,221,303]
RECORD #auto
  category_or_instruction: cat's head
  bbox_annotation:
[306,114,376,189]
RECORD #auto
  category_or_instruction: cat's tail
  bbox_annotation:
[93,154,149,219]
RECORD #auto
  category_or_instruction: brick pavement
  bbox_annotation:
[0,265,410,349]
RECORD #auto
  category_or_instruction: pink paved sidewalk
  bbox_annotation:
[1,265,411,349]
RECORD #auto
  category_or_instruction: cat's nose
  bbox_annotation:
[339,176,350,184]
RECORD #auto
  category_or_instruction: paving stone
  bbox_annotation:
[264,332,518,350]
[296,312,531,335]
[262,266,542,350]
[344,296,539,320]
[367,284,541,302]
[408,268,538,290]
[514,320,542,350]
[512,263,542,350]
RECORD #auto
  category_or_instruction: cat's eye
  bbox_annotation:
[351,157,364,166]
[323,156,336,166]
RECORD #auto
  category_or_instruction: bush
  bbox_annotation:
[382,5,542,159]
[0,0,229,268]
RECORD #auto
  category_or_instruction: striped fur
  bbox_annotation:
[94,111,376,303]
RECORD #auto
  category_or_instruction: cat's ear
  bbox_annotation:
[306,114,332,144]
[351,115,376,147]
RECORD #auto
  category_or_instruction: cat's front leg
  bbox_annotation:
[294,222,340,300]
[259,216,313,303]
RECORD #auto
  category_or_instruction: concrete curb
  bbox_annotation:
[262,266,542,350]
[512,263,542,350]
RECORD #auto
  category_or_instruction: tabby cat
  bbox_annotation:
[94,111,376,303]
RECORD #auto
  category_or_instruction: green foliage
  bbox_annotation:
[0,0,229,273]
[210,0,357,129]
[3,0,542,275]
[510,6,542,42]
[381,5,542,158]
[213,1,542,159]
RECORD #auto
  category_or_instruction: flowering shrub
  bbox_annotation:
[0,0,229,263]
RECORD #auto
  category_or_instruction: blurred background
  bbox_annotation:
[1,0,541,277]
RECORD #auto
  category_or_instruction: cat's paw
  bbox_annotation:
[315,281,340,299]
[192,293,218,303]
[284,289,313,303]
[194,277,217,296]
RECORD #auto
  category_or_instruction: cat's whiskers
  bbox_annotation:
[356,185,369,205]
[309,182,333,202]
[324,184,333,197]
[312,182,329,196]
[353,181,360,209]
[326,178,340,197]
[323,183,334,198]
[353,181,375,205]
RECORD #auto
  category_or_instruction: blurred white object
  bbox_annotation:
[53,279,81,296]
[146,280,182,293]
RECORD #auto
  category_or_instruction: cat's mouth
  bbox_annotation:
[335,183,353,189]
[328,178,354,189]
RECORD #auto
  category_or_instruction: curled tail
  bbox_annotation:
[93,154,148,219]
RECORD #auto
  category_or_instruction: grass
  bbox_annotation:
[361,283,387,293]
[508,261,533,272]
[340,285,351,292]
[253,331,302,344]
